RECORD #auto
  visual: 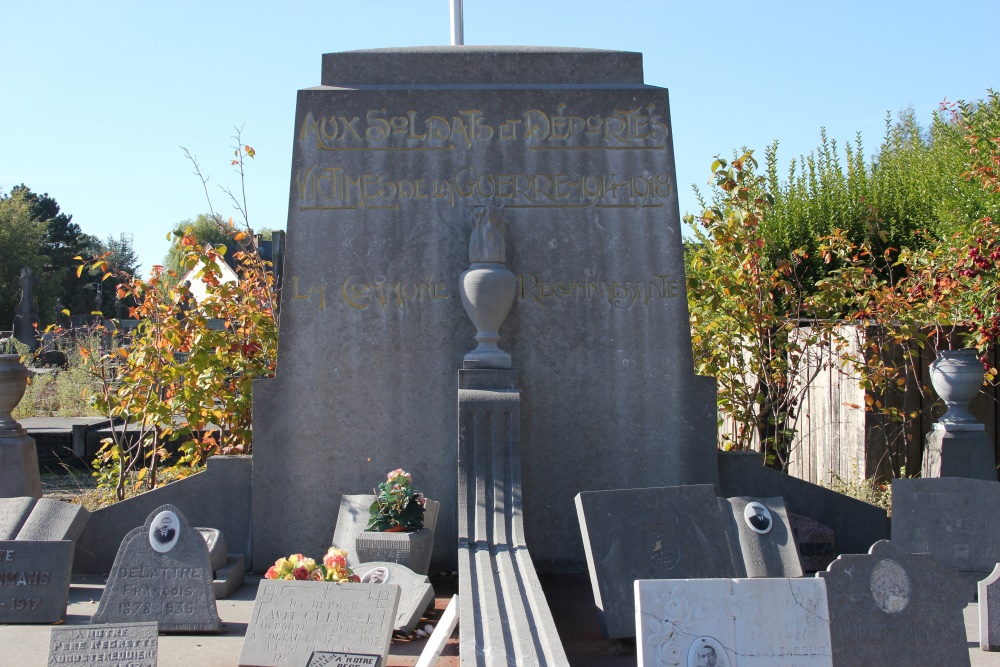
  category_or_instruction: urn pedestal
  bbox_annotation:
[0,354,41,498]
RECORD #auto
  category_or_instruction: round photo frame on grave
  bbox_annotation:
[688,635,729,667]
[360,566,390,585]
[743,502,772,534]
[869,558,911,615]
[148,509,180,553]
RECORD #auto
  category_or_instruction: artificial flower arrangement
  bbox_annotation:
[264,547,360,583]
[367,468,426,532]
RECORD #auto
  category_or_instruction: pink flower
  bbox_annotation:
[309,567,325,581]
[324,551,347,569]
[264,566,280,580]
[292,566,309,581]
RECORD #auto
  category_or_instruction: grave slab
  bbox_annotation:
[893,477,1000,583]
[635,577,832,666]
[91,504,221,632]
[16,498,90,542]
[252,45,720,574]
[0,539,74,623]
[48,621,158,666]
[355,561,434,634]
[238,580,400,667]
[0,496,37,539]
[214,554,246,600]
[726,496,803,578]
[818,539,972,667]
[576,485,744,639]
[980,564,1000,651]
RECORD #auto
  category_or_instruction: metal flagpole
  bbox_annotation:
[450,0,464,46]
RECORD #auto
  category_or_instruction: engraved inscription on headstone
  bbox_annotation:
[0,497,36,539]
[239,581,400,667]
[91,504,221,632]
[576,485,744,639]
[48,622,158,667]
[819,539,971,667]
[893,477,1000,579]
[635,577,832,666]
[15,498,90,543]
[0,540,74,624]
[307,652,379,667]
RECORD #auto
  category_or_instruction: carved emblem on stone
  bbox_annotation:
[869,558,911,615]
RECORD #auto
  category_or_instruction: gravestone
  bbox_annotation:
[980,564,1000,651]
[893,477,1000,587]
[16,498,90,542]
[0,540,74,623]
[726,496,802,577]
[251,45,719,573]
[91,504,221,632]
[635,577,832,666]
[48,622,158,667]
[239,580,400,667]
[12,267,39,352]
[818,539,971,667]
[331,494,440,575]
[788,512,836,573]
[576,485,744,639]
[196,527,228,572]
[355,561,434,633]
[0,496,36,538]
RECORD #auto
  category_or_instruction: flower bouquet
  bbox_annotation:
[264,547,360,583]
[367,468,426,532]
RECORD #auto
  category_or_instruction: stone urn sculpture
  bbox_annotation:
[458,204,516,369]
[0,354,29,438]
[929,348,986,431]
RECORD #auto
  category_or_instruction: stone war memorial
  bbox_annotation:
[252,45,718,575]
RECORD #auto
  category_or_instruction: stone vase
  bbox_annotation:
[929,348,985,431]
[355,527,436,576]
[0,354,29,437]
[459,263,516,369]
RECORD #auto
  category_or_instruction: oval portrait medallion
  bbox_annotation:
[360,566,390,585]
[148,509,180,553]
[743,502,773,535]
[869,558,911,615]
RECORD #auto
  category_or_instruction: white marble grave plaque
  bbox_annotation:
[635,578,832,667]
[239,581,400,667]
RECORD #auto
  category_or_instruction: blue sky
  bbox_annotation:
[2,1,996,273]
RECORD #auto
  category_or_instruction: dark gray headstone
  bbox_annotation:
[239,581,399,667]
[91,504,221,632]
[195,527,228,572]
[0,539,74,623]
[48,622,158,666]
[727,496,803,577]
[0,496,36,538]
[355,561,434,634]
[16,498,90,542]
[636,577,832,666]
[980,564,1000,651]
[893,477,1000,582]
[12,267,39,352]
[789,512,836,573]
[818,539,971,667]
[575,484,744,639]
[251,46,719,574]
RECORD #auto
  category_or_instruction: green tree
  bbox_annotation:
[163,214,238,276]
[0,187,47,329]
